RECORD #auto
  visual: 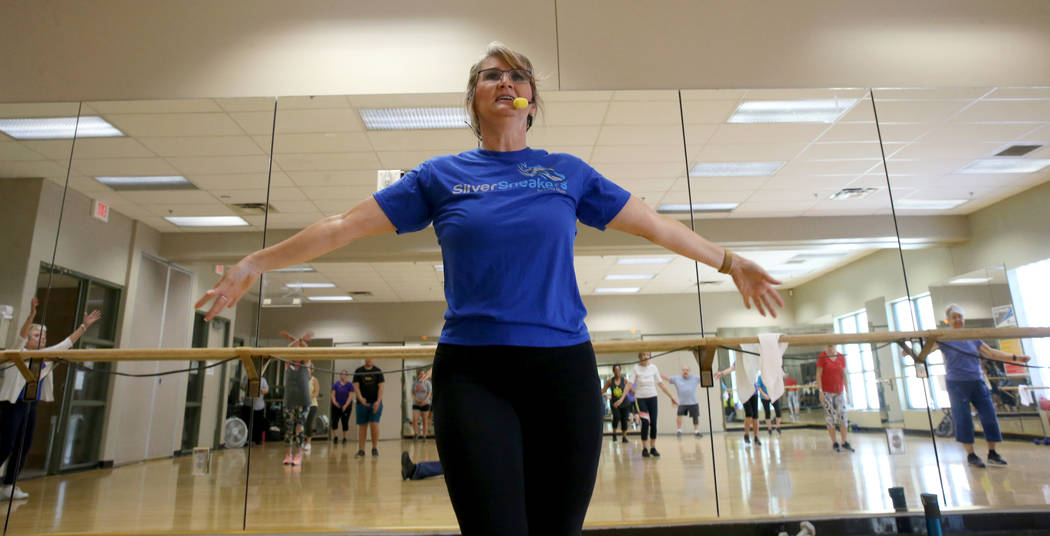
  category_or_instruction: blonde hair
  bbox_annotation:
[29,323,46,334]
[465,41,541,140]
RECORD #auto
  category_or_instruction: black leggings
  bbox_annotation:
[433,342,603,536]
[0,400,36,485]
[331,403,351,431]
[611,404,630,432]
[744,394,759,419]
[762,398,782,420]
[636,396,659,441]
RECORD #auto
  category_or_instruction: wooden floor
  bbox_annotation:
[4,429,1050,535]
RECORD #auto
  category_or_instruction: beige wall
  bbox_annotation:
[3,1,1050,103]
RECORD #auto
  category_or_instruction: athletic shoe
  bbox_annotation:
[0,485,28,500]
[355,450,365,458]
[776,428,782,435]
[986,451,1007,466]
[842,442,855,452]
[401,451,416,480]
[768,428,773,435]
[650,448,661,457]
[283,453,293,465]
[372,447,379,457]
[292,454,302,466]
[833,442,841,452]
[342,438,347,444]
[694,431,702,437]
[967,453,986,468]
[677,430,682,436]
[754,437,761,446]
[304,443,312,452]
[642,448,650,457]
[621,437,628,443]
[744,434,751,444]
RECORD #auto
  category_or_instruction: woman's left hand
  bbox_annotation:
[83,309,102,328]
[729,255,784,318]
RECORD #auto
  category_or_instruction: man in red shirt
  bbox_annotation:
[817,345,853,452]
[784,374,800,420]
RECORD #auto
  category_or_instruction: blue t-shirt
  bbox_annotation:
[669,375,701,406]
[939,340,984,382]
[373,147,632,347]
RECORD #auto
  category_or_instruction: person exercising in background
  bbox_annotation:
[412,368,433,441]
[624,352,678,458]
[354,359,385,457]
[666,366,703,437]
[605,364,630,443]
[817,344,852,452]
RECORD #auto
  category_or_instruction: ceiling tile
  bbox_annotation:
[591,145,685,164]
[286,169,377,188]
[275,152,380,171]
[87,99,222,114]
[694,142,807,162]
[528,125,602,147]
[138,136,263,157]
[187,173,275,190]
[271,132,375,153]
[71,157,180,176]
[708,123,829,144]
[0,142,48,161]
[603,100,681,125]
[953,100,1050,122]
[122,189,219,204]
[105,113,245,137]
[275,109,364,133]
[168,155,271,175]
[536,102,608,126]
[215,98,276,113]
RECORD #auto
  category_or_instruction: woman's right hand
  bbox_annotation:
[195,258,263,321]
[819,392,825,405]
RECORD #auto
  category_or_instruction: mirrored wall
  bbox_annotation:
[1,85,1048,534]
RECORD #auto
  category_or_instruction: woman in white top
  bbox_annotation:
[0,298,100,500]
[619,352,677,458]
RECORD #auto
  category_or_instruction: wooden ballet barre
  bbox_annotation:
[4,327,1049,387]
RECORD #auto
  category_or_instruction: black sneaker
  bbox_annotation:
[650,448,661,457]
[776,428,782,435]
[401,452,415,480]
[355,450,365,458]
[986,451,1007,466]
[754,437,762,445]
[833,442,841,452]
[744,434,751,444]
[371,447,379,457]
[342,438,347,444]
[967,453,986,468]
[768,428,773,435]
[842,442,855,452]
[642,448,650,457]
[621,437,628,443]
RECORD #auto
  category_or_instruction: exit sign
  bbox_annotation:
[92,200,110,222]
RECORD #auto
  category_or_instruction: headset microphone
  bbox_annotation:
[513,97,530,109]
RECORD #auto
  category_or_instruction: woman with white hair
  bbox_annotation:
[0,298,101,500]
[195,42,783,534]
[902,303,1030,468]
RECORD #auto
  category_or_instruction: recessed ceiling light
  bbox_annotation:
[949,277,991,285]
[95,176,196,191]
[604,274,655,281]
[894,199,967,210]
[595,287,640,294]
[728,99,857,124]
[164,216,248,227]
[359,108,469,130]
[0,116,124,139]
[690,161,784,177]
[829,187,878,200]
[617,257,672,265]
[271,265,316,273]
[657,203,739,213]
[307,296,354,302]
[955,158,1050,174]
[285,282,336,288]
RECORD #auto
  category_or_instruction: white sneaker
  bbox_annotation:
[1,485,28,500]
[304,443,312,452]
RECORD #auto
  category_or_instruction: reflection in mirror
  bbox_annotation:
[1,98,275,534]
[680,88,934,519]
[0,102,82,528]
[876,87,1050,512]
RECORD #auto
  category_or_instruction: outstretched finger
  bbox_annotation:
[760,294,777,318]
[204,296,230,322]
[768,286,785,309]
[194,288,219,310]
[753,293,767,317]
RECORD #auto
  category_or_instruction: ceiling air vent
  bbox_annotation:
[348,291,373,297]
[228,202,277,216]
[828,187,877,200]
[994,144,1042,157]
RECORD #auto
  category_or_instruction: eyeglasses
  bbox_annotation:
[477,67,533,84]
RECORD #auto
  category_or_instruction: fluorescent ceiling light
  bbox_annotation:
[955,158,1050,174]
[829,187,877,200]
[0,116,123,139]
[164,216,248,227]
[658,203,739,213]
[690,161,784,177]
[307,296,354,302]
[949,277,991,285]
[894,199,967,210]
[595,287,640,294]
[728,99,857,124]
[285,282,336,288]
[95,176,196,191]
[604,274,655,281]
[617,257,672,265]
[271,265,316,273]
[359,107,469,130]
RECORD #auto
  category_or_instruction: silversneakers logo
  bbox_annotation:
[451,162,569,195]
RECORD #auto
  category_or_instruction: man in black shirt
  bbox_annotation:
[353,359,385,457]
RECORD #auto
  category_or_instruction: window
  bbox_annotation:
[889,293,949,409]
[834,310,880,410]
[1010,258,1050,390]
